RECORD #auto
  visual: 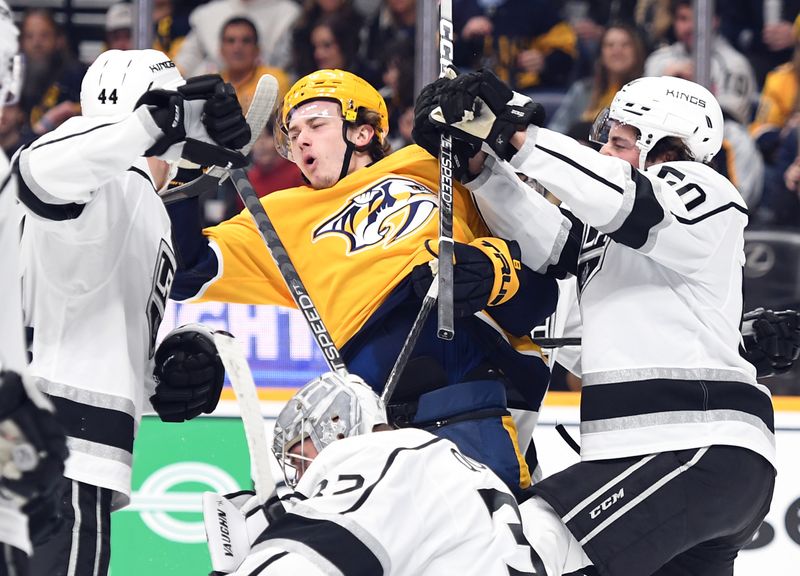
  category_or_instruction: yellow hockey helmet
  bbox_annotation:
[280,69,389,144]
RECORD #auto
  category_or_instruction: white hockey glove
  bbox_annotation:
[204,490,285,574]
[137,75,249,168]
[431,68,545,161]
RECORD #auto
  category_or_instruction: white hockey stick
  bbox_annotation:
[437,0,456,341]
[213,332,274,504]
[160,74,279,206]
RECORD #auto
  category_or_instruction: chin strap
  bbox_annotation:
[337,122,372,183]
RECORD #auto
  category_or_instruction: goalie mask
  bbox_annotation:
[80,49,185,119]
[0,0,20,118]
[590,76,723,169]
[275,69,388,182]
[273,371,388,487]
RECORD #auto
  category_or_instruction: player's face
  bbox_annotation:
[286,100,348,189]
[288,437,319,482]
[599,122,641,167]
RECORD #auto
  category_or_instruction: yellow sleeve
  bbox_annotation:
[199,207,295,308]
[751,66,798,135]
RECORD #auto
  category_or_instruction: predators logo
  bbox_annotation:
[313,177,438,253]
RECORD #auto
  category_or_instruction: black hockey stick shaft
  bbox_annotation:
[437,0,455,341]
[381,275,438,405]
[224,169,348,375]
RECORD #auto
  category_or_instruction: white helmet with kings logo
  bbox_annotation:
[80,49,185,119]
[590,76,724,169]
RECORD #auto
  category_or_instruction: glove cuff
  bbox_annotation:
[469,238,521,306]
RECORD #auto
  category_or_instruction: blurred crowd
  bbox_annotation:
[5,0,800,392]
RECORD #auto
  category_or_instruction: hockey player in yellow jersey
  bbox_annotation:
[168,69,558,494]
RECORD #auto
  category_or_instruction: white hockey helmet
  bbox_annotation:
[273,371,388,487]
[0,0,21,115]
[80,49,184,119]
[590,76,724,169]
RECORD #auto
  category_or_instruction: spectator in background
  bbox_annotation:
[19,9,84,137]
[294,12,362,76]
[453,0,576,93]
[290,0,363,80]
[152,0,190,60]
[360,0,416,90]
[105,3,132,51]
[563,0,638,79]
[751,14,800,138]
[752,120,800,226]
[644,0,764,206]
[645,0,757,127]
[549,23,645,135]
[634,0,675,49]
[219,17,290,114]
[719,0,800,87]
[381,37,415,150]
[175,0,299,76]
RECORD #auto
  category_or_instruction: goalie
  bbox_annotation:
[203,372,592,575]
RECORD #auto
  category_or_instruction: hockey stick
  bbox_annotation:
[213,332,274,504]
[380,274,438,405]
[222,170,348,376]
[159,74,279,206]
[436,0,455,341]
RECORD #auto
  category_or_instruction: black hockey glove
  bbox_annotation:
[411,237,523,318]
[435,68,545,161]
[137,78,248,168]
[151,324,226,422]
[741,308,800,378]
[179,75,250,151]
[412,75,480,180]
[0,370,68,506]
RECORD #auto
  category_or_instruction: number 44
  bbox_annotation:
[98,88,118,104]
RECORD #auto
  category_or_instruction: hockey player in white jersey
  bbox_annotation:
[0,2,69,574]
[12,49,249,575]
[415,71,776,575]
[204,371,564,576]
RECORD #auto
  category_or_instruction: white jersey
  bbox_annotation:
[234,428,544,576]
[14,107,175,507]
[468,126,775,467]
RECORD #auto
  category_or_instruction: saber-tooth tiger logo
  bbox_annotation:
[313,177,437,253]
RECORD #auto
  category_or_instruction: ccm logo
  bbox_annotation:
[590,488,625,519]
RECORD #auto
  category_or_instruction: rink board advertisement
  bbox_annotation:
[108,302,800,573]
